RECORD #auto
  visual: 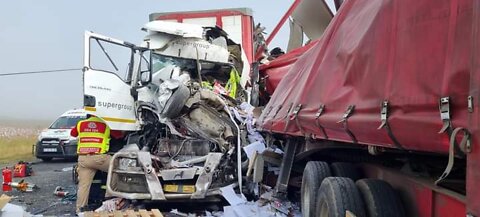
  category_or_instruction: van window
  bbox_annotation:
[49,116,85,129]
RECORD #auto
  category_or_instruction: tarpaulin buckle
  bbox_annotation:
[337,105,355,124]
[285,103,294,119]
[315,105,325,119]
[378,100,388,129]
[438,97,451,134]
[269,105,282,134]
[290,104,306,136]
[337,105,357,143]
[376,100,404,150]
[290,104,302,121]
[468,96,474,113]
[282,103,294,132]
[314,105,328,139]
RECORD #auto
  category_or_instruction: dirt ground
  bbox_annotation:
[1,159,77,216]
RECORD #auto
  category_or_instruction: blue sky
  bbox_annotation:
[0,0,333,120]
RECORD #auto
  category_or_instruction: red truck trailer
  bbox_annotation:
[258,0,480,216]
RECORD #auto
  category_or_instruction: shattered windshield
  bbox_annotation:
[151,53,197,81]
[49,116,84,129]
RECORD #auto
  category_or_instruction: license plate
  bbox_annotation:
[43,148,57,152]
[163,184,195,193]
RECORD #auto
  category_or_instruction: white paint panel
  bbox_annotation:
[183,17,216,26]
[144,21,204,38]
[222,16,251,87]
[84,70,139,131]
[156,38,230,63]
[222,16,243,45]
[157,15,251,87]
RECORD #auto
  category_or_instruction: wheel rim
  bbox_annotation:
[319,200,329,217]
[302,179,311,217]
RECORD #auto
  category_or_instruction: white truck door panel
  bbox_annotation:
[84,70,138,130]
[83,31,139,131]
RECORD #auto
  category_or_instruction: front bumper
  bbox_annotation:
[35,139,77,159]
[106,151,226,200]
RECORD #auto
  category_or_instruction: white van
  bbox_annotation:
[35,109,86,161]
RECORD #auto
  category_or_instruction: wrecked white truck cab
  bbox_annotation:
[83,21,258,201]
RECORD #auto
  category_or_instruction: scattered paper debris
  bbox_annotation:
[170,209,196,217]
[94,198,123,212]
[243,141,266,160]
[220,185,246,206]
[1,203,32,217]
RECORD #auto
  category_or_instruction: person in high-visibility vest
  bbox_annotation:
[70,114,123,213]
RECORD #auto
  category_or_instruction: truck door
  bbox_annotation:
[83,31,138,131]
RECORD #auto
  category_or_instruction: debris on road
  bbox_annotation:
[81,209,164,217]
[170,209,194,217]
[1,202,30,217]
[94,198,129,213]
[213,185,301,217]
[53,186,70,197]
[13,161,33,178]
[0,195,36,217]
[6,180,38,192]
[220,184,246,206]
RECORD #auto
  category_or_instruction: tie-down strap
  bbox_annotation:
[314,105,328,139]
[435,127,471,185]
[268,105,283,134]
[337,105,357,143]
[283,104,307,137]
[437,96,465,156]
[281,103,294,132]
[377,100,404,150]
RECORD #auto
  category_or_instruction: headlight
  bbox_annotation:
[118,158,138,171]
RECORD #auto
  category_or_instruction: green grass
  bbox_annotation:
[0,136,36,163]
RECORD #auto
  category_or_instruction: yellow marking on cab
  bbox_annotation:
[102,117,136,124]
[84,106,96,111]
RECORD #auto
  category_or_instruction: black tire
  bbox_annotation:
[316,177,366,217]
[356,179,405,217]
[40,157,52,162]
[162,84,190,118]
[330,162,362,181]
[301,161,331,217]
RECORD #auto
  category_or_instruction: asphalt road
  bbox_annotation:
[2,159,77,216]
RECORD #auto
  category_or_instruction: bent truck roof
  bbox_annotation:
[149,8,253,22]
